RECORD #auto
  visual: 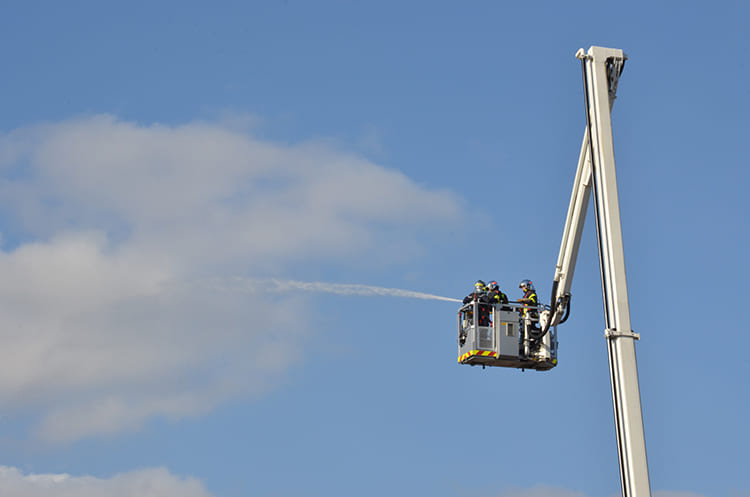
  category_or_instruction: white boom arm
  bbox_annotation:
[546,46,652,497]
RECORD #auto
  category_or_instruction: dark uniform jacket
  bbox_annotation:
[518,290,539,318]
[463,291,492,326]
[488,289,509,305]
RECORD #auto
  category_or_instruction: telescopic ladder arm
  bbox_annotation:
[547,46,652,497]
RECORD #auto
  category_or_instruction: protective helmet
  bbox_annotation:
[475,280,487,292]
[519,279,534,291]
[488,281,499,292]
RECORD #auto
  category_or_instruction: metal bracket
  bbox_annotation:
[604,328,640,340]
[606,58,625,105]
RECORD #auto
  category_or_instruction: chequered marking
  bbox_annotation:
[458,350,499,363]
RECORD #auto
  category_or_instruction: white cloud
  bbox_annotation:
[0,466,214,497]
[0,115,461,264]
[0,115,464,442]
[0,468,725,497]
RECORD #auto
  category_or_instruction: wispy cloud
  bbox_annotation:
[0,468,725,497]
[0,466,214,497]
[0,115,465,442]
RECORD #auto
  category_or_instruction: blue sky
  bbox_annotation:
[0,1,748,496]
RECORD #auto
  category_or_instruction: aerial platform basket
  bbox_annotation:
[457,301,558,371]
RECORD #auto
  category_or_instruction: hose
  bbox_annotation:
[535,295,570,342]
[559,297,571,324]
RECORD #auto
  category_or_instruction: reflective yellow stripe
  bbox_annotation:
[458,350,499,363]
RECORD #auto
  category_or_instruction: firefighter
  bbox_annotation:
[518,279,541,340]
[462,280,492,326]
[486,280,509,309]
[463,280,487,304]
[517,279,538,317]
